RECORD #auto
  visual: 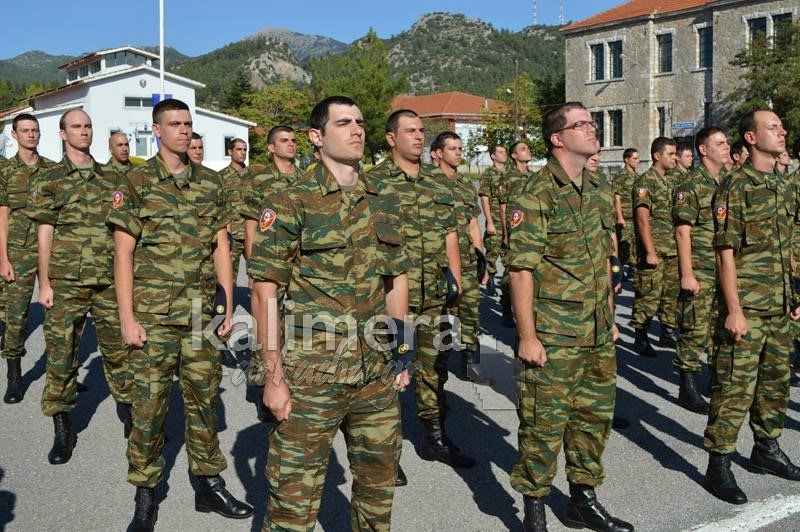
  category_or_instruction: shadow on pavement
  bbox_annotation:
[0,467,16,531]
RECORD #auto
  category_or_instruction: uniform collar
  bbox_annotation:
[546,157,597,188]
[312,162,376,197]
[62,154,103,179]
[13,152,43,168]
[152,153,198,186]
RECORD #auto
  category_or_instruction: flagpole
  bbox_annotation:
[159,0,165,99]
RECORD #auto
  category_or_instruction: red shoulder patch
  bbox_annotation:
[112,191,124,209]
[259,208,277,232]
[714,205,727,221]
[510,210,524,228]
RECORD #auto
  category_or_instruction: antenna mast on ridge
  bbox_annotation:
[533,0,538,25]
[559,0,565,25]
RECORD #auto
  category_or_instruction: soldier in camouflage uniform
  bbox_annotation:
[612,148,640,271]
[102,131,136,176]
[499,141,534,327]
[109,99,252,531]
[242,125,303,421]
[508,102,632,532]
[368,110,474,480]
[219,138,252,268]
[29,110,133,465]
[431,131,492,386]
[672,128,730,414]
[188,132,205,165]
[249,96,411,531]
[630,137,678,357]
[0,114,56,404]
[789,139,800,386]
[703,110,800,505]
[478,145,508,290]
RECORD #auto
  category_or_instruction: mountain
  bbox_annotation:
[0,51,74,86]
[249,28,347,61]
[384,13,564,96]
[138,46,191,69]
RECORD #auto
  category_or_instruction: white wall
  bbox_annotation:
[194,110,252,171]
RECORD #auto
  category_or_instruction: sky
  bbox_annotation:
[0,0,623,59]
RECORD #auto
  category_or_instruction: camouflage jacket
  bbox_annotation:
[672,164,720,273]
[106,156,230,325]
[246,164,410,383]
[632,166,677,258]
[242,162,303,221]
[713,163,796,318]
[220,164,255,243]
[451,173,480,264]
[0,153,56,249]
[478,166,507,228]
[367,157,457,310]
[101,159,136,176]
[507,158,614,347]
[612,167,637,223]
[28,156,122,286]
[502,165,533,205]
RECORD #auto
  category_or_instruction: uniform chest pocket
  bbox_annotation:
[6,180,28,209]
[57,194,84,225]
[196,202,222,246]
[545,210,577,258]
[743,211,773,247]
[299,226,348,279]
[139,201,175,245]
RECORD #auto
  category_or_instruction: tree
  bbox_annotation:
[237,80,314,165]
[309,29,406,161]
[474,74,546,160]
[0,81,22,110]
[729,22,800,147]
[220,68,253,113]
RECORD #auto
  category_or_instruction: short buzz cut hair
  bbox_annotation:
[267,125,295,144]
[730,139,746,159]
[650,136,676,159]
[676,144,693,156]
[152,98,190,124]
[694,126,726,155]
[739,109,769,148]
[58,108,87,131]
[508,141,528,159]
[541,101,588,153]
[226,137,246,151]
[12,113,38,131]
[191,132,203,141]
[385,109,419,134]
[622,148,638,160]
[489,144,504,156]
[430,131,460,153]
[309,95,358,134]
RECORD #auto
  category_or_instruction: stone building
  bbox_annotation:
[562,0,798,165]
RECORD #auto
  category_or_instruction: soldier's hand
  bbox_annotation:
[486,222,497,236]
[791,306,800,321]
[616,218,626,228]
[39,284,54,309]
[121,318,147,347]
[517,337,547,367]
[265,380,292,422]
[0,259,15,282]
[724,308,748,342]
[216,313,233,338]
[393,369,411,392]
[645,252,661,267]
[613,324,621,341]
[681,275,701,295]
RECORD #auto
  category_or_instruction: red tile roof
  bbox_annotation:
[391,91,504,118]
[562,0,714,32]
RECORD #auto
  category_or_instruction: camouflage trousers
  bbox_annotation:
[616,220,635,267]
[511,342,616,497]
[484,232,502,277]
[674,269,716,373]
[265,378,401,532]
[231,238,245,276]
[704,314,790,454]
[413,303,452,422]
[1,243,38,359]
[41,282,132,416]
[451,261,479,349]
[630,256,678,330]
[127,322,227,487]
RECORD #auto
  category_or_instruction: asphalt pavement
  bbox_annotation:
[2,269,800,531]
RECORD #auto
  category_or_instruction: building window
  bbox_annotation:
[698,27,713,69]
[135,132,152,157]
[657,107,667,137]
[774,13,793,42]
[124,97,153,108]
[749,17,768,42]
[704,102,712,127]
[609,110,623,147]
[609,41,623,78]
[79,65,89,78]
[591,111,605,147]
[68,69,78,81]
[224,136,235,157]
[90,61,101,74]
[657,33,673,73]
[590,44,605,81]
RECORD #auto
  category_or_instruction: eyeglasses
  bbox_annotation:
[557,120,599,133]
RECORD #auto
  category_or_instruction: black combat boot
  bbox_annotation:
[418,418,475,468]
[395,464,408,487]
[632,328,656,357]
[791,340,800,387]
[461,345,493,386]
[3,357,23,404]
[658,325,678,349]
[749,438,800,480]
[705,452,747,504]
[48,412,75,465]
[522,495,547,532]
[565,484,633,532]
[195,474,253,518]
[677,371,709,414]
[129,486,158,532]
[116,402,133,439]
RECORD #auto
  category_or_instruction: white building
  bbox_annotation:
[0,46,254,170]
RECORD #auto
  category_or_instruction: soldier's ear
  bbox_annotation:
[550,132,563,149]
[308,128,323,149]
[385,132,396,148]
